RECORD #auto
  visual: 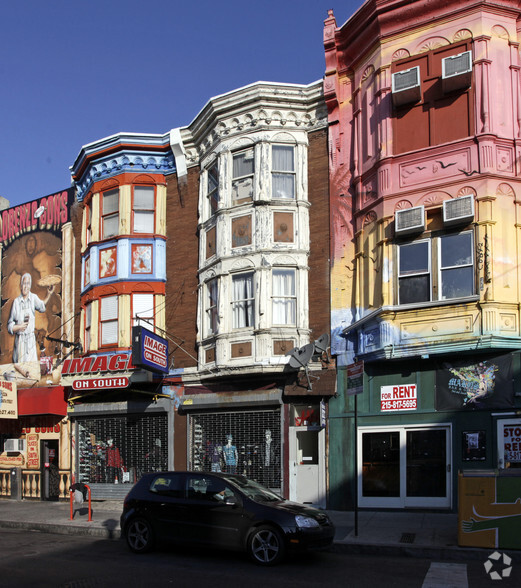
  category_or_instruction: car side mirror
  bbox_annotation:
[224,496,239,507]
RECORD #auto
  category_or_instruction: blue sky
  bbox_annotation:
[0,1,360,208]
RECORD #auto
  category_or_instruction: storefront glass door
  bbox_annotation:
[358,425,451,508]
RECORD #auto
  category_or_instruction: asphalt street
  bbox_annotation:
[0,527,518,588]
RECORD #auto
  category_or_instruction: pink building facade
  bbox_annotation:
[325,1,521,510]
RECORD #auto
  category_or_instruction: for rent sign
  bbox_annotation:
[380,384,417,412]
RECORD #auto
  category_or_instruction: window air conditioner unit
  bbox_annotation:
[395,205,425,236]
[392,66,421,107]
[5,439,26,453]
[443,195,475,227]
[442,51,472,93]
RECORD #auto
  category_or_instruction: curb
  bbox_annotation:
[2,518,520,563]
[0,519,121,540]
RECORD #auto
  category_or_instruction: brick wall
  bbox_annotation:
[307,127,330,340]
[165,168,200,370]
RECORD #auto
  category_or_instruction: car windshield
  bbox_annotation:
[222,474,282,503]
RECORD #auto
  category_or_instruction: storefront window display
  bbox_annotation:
[76,414,167,485]
[189,409,281,489]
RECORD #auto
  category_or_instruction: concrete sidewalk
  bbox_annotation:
[0,499,516,562]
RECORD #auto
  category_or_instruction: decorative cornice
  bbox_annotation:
[73,149,175,201]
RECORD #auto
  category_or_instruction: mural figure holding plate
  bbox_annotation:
[7,273,59,365]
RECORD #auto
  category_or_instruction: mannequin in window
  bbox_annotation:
[222,434,238,474]
[145,438,166,472]
[207,441,223,472]
[106,438,123,483]
[260,429,279,487]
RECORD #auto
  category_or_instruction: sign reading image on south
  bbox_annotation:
[132,326,169,374]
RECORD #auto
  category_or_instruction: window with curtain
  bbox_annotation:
[100,295,118,345]
[272,145,295,199]
[102,189,119,239]
[272,269,296,325]
[206,279,219,336]
[232,273,254,329]
[232,149,254,204]
[133,293,155,330]
[84,303,92,352]
[133,186,155,233]
[207,163,219,215]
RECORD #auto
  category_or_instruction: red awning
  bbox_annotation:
[17,387,67,417]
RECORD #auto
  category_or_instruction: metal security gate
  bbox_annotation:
[189,409,281,489]
[76,414,168,486]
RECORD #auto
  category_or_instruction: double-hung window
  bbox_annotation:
[439,232,474,299]
[84,303,92,352]
[398,231,474,304]
[102,189,119,239]
[100,295,118,346]
[232,149,254,205]
[206,279,219,336]
[207,163,219,215]
[272,145,295,199]
[272,269,296,325]
[398,240,431,304]
[232,273,254,329]
[133,293,154,330]
[133,186,155,233]
[86,205,92,244]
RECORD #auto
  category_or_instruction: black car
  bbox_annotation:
[120,471,335,566]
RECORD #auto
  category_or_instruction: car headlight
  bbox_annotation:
[295,515,320,529]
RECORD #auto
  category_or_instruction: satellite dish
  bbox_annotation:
[286,343,315,369]
[314,333,330,354]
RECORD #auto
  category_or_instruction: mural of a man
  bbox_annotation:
[7,273,54,363]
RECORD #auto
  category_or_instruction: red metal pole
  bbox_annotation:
[86,484,92,521]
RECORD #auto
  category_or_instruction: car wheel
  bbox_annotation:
[125,517,154,553]
[247,525,285,566]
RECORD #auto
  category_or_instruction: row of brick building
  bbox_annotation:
[1,0,521,515]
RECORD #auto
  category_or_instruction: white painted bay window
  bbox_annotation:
[272,145,295,199]
[272,268,296,325]
[232,149,254,204]
[232,273,254,329]
[206,279,219,336]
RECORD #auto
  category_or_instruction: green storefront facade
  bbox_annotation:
[328,352,521,512]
